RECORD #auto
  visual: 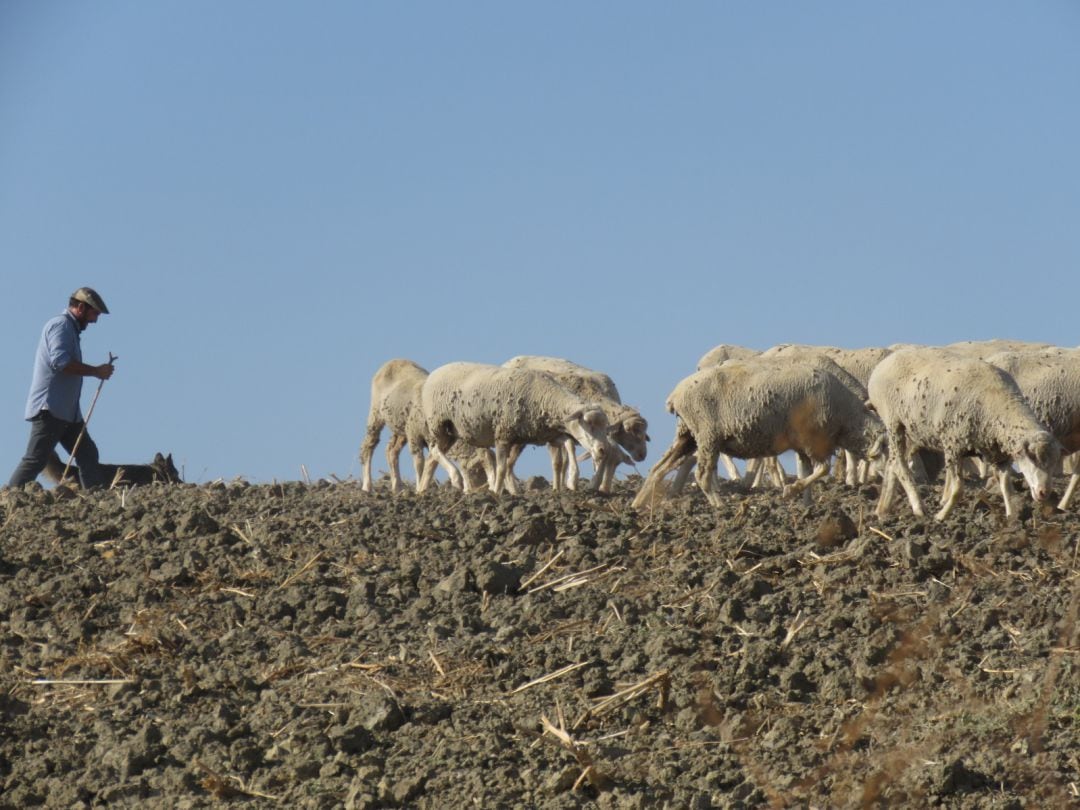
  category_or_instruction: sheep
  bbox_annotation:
[985,347,1080,510]
[697,348,878,487]
[632,357,886,509]
[761,344,893,485]
[418,362,612,496]
[867,347,1061,521]
[360,359,471,492]
[501,355,648,492]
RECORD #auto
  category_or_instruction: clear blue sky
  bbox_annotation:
[3,2,1079,485]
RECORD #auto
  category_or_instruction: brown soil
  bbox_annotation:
[1,475,1077,808]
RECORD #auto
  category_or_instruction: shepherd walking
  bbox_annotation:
[7,288,116,489]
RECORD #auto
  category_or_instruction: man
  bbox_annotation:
[8,288,116,489]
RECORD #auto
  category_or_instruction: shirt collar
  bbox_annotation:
[64,310,86,334]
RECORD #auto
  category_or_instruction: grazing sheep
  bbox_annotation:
[762,344,893,485]
[502,355,648,492]
[700,348,878,487]
[985,347,1080,510]
[418,362,612,495]
[360,359,466,492]
[632,358,886,509]
[867,348,1061,521]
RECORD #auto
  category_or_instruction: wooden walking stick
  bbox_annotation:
[60,352,117,485]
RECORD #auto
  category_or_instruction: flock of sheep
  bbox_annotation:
[360,339,1080,521]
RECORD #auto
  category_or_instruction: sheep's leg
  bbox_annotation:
[843,450,859,487]
[476,448,496,492]
[668,454,696,496]
[744,458,762,488]
[1059,473,1079,510]
[857,458,871,484]
[784,459,828,500]
[996,466,1019,518]
[720,453,739,480]
[418,443,461,492]
[876,459,898,517]
[564,438,580,490]
[885,433,925,518]
[359,417,384,493]
[593,454,611,492]
[491,441,514,495]
[631,432,694,509]
[386,432,407,493]
[600,455,616,492]
[694,447,723,507]
[933,458,964,521]
[503,458,520,495]
[437,447,464,490]
[597,446,627,493]
[548,443,566,492]
[795,453,812,479]
[742,458,759,487]
[416,449,436,493]
[409,445,425,493]
[768,456,788,488]
[830,452,844,482]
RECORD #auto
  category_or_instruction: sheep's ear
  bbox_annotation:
[864,399,878,414]
[584,409,607,431]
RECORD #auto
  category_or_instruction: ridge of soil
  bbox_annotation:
[1,476,1077,808]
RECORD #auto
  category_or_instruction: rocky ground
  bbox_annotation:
[0,472,1077,808]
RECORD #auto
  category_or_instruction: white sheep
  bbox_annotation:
[418,362,612,495]
[696,348,878,487]
[985,347,1080,510]
[501,355,648,492]
[867,348,1061,521]
[360,359,469,492]
[632,357,886,509]
[761,343,893,485]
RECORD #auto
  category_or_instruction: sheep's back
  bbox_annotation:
[423,362,583,446]
[669,360,839,459]
[869,349,1038,452]
[503,356,621,403]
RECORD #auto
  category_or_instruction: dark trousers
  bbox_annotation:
[8,411,103,488]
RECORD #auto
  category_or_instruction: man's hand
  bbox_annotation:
[95,362,115,381]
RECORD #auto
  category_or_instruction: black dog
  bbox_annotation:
[44,451,182,488]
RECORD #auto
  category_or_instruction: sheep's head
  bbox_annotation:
[611,412,649,463]
[566,405,611,464]
[1014,431,1062,503]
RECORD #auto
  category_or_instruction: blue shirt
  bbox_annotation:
[24,311,84,422]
